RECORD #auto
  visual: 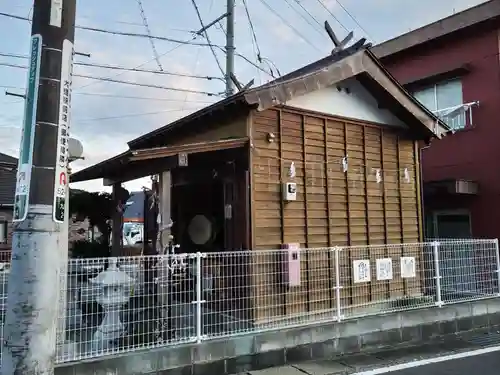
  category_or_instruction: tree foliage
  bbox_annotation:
[69,187,130,250]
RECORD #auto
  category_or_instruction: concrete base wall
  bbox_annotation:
[55,298,500,375]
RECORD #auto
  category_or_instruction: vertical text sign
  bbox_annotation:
[53,39,74,223]
[13,34,42,222]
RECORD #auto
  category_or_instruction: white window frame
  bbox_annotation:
[413,79,466,130]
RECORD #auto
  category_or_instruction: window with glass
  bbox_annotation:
[413,79,465,130]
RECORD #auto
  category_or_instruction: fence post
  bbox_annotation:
[193,252,206,343]
[432,241,443,307]
[333,246,343,321]
[494,239,500,296]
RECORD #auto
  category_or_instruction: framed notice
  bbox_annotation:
[353,259,371,283]
[400,257,416,278]
[376,258,393,281]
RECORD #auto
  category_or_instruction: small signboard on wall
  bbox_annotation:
[376,258,393,281]
[400,257,416,278]
[353,259,371,283]
[178,152,188,167]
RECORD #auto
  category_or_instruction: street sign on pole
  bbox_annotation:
[1,1,77,374]
[53,39,74,223]
[12,34,42,223]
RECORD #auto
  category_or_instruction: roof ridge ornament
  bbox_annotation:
[324,21,370,54]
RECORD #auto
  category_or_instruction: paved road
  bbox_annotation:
[245,342,500,375]
[367,351,500,375]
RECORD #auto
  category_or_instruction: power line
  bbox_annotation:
[190,0,225,77]
[330,0,375,41]
[256,0,322,52]
[136,0,164,71]
[0,53,223,81]
[0,63,220,96]
[0,11,223,48]
[75,106,206,122]
[0,106,207,125]
[283,0,326,39]
[74,73,221,96]
[314,0,349,32]
[242,0,262,58]
[73,92,216,103]
[75,35,199,91]
[235,53,274,77]
[0,83,217,103]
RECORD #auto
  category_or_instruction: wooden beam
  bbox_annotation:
[396,136,408,295]
[103,157,179,185]
[301,113,311,314]
[111,183,123,257]
[323,117,335,309]
[380,128,390,299]
[362,126,373,303]
[414,141,424,242]
[343,121,353,306]
[278,109,286,317]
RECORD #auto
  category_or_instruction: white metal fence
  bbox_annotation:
[0,239,498,363]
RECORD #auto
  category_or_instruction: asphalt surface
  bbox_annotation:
[243,336,500,375]
[379,351,500,375]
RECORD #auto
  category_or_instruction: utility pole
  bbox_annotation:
[225,0,235,97]
[2,0,76,374]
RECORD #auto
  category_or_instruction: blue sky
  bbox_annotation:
[0,0,488,192]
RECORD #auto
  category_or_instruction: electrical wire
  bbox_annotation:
[73,92,216,104]
[72,74,221,97]
[242,0,281,80]
[0,53,223,81]
[75,35,199,91]
[283,0,326,39]
[242,0,262,58]
[75,106,206,122]
[0,106,207,125]
[0,62,219,96]
[0,11,223,48]
[256,0,322,52]
[190,0,225,77]
[329,0,375,41]
[314,0,349,32]
[136,0,164,71]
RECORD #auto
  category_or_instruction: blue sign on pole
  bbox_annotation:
[13,34,42,222]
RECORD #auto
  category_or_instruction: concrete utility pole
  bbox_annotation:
[225,0,235,97]
[2,0,76,374]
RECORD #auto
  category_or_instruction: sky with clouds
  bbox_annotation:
[0,0,489,193]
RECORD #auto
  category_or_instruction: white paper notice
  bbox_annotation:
[376,258,393,281]
[400,257,416,278]
[353,259,371,283]
[50,0,63,27]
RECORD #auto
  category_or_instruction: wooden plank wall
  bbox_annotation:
[250,108,423,323]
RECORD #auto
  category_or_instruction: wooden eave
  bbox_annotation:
[129,137,249,161]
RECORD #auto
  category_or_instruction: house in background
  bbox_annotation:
[371,0,500,239]
[0,152,16,260]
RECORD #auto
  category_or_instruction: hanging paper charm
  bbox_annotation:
[288,162,296,178]
[375,169,382,184]
[341,154,348,173]
[403,167,410,183]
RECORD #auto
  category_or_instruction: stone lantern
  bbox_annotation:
[89,257,135,351]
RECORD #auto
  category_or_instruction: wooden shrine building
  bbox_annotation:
[71,42,448,325]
